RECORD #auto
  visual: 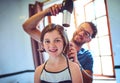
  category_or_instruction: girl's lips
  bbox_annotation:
[49,49,58,52]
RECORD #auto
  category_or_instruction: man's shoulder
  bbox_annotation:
[79,48,92,55]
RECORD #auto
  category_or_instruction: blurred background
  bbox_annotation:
[0,0,120,83]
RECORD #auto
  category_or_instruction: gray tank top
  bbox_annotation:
[40,58,72,83]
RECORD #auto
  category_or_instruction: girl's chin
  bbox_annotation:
[49,52,62,56]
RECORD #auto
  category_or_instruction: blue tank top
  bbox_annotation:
[40,59,72,83]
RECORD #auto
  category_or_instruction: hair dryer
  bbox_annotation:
[62,0,73,27]
[46,0,73,27]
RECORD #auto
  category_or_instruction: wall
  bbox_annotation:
[0,0,120,83]
[0,0,35,83]
[107,0,120,83]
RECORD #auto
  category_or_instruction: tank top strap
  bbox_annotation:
[40,61,48,74]
[66,57,72,80]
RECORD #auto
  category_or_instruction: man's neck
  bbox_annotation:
[74,43,81,52]
[71,40,82,52]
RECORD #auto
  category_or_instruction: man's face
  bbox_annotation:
[72,23,93,46]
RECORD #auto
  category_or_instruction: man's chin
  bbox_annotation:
[73,40,82,46]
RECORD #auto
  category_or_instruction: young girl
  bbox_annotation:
[34,23,83,83]
[23,3,83,83]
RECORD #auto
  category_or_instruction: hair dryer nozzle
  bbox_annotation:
[62,10,71,27]
[62,0,73,27]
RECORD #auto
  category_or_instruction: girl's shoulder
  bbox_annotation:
[34,63,45,83]
[36,63,45,69]
[35,63,45,74]
[68,60,81,74]
[68,60,83,83]
[68,60,79,67]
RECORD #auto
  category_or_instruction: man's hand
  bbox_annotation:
[68,42,78,63]
[46,4,62,16]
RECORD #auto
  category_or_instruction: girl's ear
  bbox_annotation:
[38,43,45,52]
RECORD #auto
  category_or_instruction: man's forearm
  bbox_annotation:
[23,8,48,30]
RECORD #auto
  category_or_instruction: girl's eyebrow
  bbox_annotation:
[55,37,62,39]
[44,38,49,40]
[44,37,62,40]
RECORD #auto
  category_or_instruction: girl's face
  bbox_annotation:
[43,30,64,57]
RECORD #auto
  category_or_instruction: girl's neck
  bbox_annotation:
[45,55,67,72]
[48,54,66,65]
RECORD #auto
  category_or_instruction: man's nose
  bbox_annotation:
[78,31,84,37]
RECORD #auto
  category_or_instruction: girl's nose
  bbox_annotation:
[49,42,56,47]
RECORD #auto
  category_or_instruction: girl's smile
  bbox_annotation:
[43,30,64,56]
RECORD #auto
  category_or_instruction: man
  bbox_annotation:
[68,22,97,83]
[23,4,97,83]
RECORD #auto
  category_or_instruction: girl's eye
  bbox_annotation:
[55,39,61,43]
[44,40,50,44]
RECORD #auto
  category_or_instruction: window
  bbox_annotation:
[32,0,115,77]
[74,0,115,77]
[50,0,115,77]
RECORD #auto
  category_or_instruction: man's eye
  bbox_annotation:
[84,31,90,37]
